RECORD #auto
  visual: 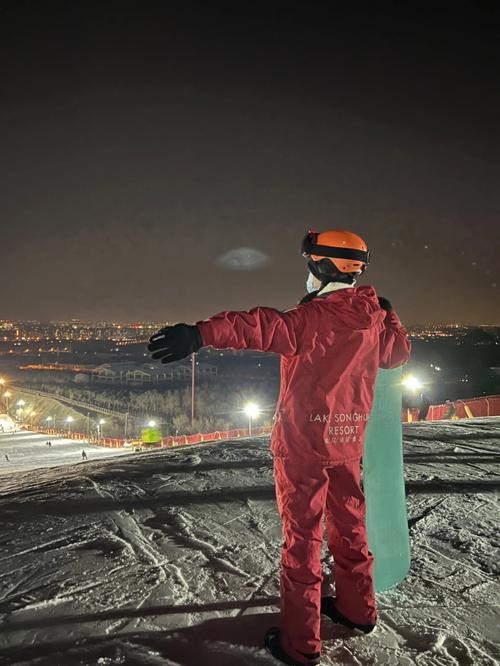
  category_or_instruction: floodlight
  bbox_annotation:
[402,375,424,391]
[244,402,260,418]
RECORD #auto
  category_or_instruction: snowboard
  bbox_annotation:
[363,366,410,592]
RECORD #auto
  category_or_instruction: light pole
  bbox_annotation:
[191,353,196,426]
[98,418,105,442]
[46,416,54,431]
[0,380,5,418]
[3,391,11,415]
[402,375,425,401]
[244,402,260,436]
[402,375,424,393]
[66,416,74,436]
[402,375,426,418]
[16,400,26,424]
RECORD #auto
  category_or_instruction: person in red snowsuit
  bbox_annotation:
[148,230,410,666]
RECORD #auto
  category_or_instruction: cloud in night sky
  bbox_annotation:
[216,248,271,271]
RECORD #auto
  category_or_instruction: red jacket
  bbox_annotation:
[197,285,410,463]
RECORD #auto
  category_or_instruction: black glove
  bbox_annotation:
[378,296,393,311]
[148,324,203,364]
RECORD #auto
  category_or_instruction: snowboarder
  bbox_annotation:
[148,229,410,666]
[81,449,87,461]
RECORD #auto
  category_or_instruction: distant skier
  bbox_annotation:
[148,230,410,666]
[46,440,52,447]
[81,449,87,461]
[4,454,10,462]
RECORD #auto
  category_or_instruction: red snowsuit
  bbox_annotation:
[197,285,410,663]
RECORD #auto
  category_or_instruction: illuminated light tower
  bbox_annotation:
[46,415,54,430]
[98,418,105,442]
[244,402,261,436]
[147,420,157,428]
[3,390,11,414]
[402,375,426,415]
[66,415,74,435]
[16,399,26,422]
[191,352,196,426]
[402,375,424,392]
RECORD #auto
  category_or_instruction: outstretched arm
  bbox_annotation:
[196,306,307,355]
[148,305,308,363]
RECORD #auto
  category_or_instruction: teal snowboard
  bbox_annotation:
[363,367,410,592]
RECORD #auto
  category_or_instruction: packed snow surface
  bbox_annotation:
[0,419,498,665]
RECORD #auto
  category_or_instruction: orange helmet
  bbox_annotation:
[301,229,370,274]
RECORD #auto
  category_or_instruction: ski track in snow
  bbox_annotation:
[0,419,498,665]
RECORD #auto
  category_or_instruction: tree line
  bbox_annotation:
[19,372,280,437]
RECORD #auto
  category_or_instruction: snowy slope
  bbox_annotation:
[0,431,128,475]
[0,419,498,666]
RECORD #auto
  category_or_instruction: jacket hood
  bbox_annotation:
[319,285,383,330]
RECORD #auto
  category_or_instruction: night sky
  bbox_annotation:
[1,1,499,325]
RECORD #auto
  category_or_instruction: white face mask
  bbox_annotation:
[306,272,321,293]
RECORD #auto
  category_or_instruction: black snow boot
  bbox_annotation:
[320,596,376,634]
[264,628,321,666]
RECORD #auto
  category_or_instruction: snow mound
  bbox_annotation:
[0,418,499,665]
